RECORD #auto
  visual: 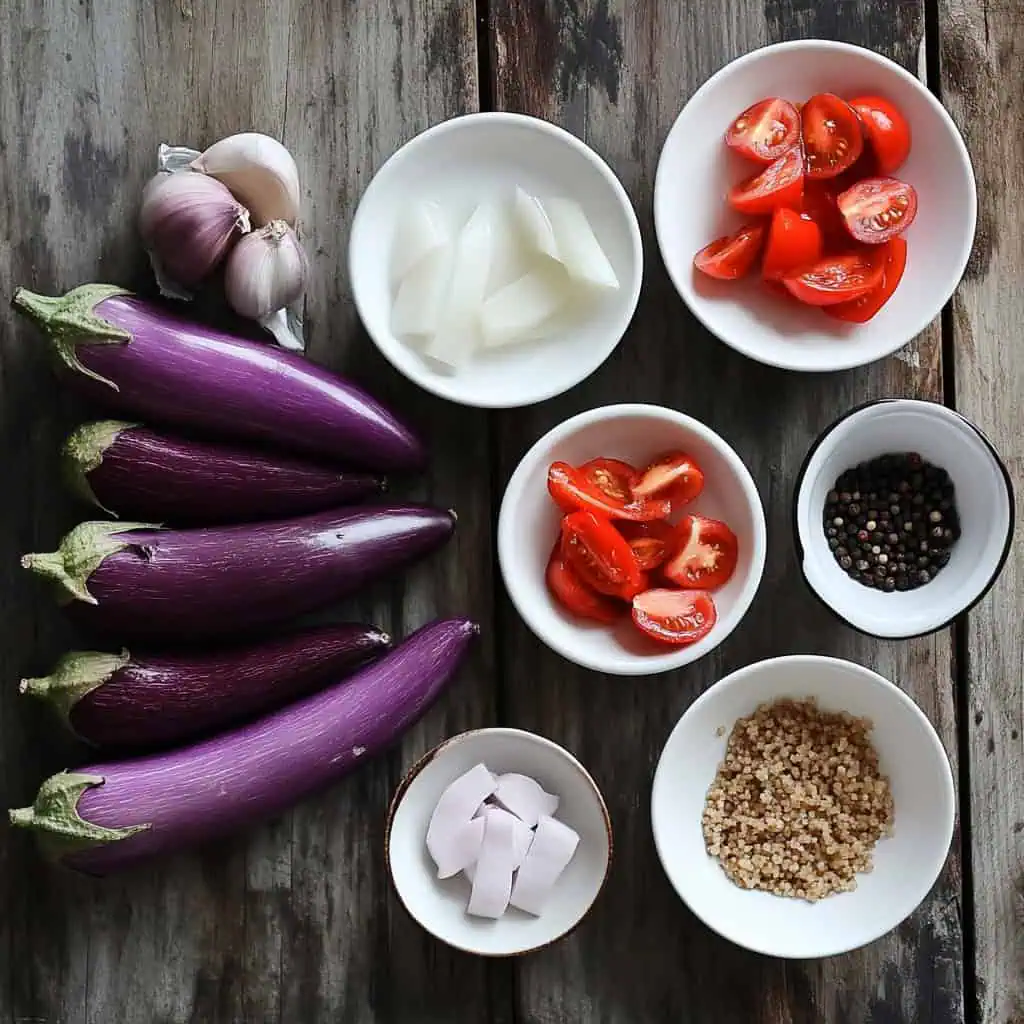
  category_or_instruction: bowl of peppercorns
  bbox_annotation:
[794,399,1013,638]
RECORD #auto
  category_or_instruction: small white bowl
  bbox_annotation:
[349,112,643,408]
[386,728,612,956]
[654,40,977,372]
[795,399,1014,638]
[497,404,767,675]
[651,655,956,959]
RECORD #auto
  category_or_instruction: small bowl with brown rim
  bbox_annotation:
[386,727,612,956]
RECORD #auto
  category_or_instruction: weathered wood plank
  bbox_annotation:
[0,2,498,1023]
[489,2,963,1022]
[937,3,1024,1020]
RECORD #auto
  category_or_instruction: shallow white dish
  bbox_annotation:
[349,112,643,408]
[386,728,611,956]
[795,399,1014,638]
[654,40,977,372]
[651,655,956,959]
[497,404,767,676]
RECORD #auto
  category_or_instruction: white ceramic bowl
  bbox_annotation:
[349,112,643,408]
[654,40,977,372]
[498,404,767,675]
[386,728,612,956]
[651,655,956,958]
[795,399,1014,638]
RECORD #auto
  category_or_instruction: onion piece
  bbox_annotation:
[433,816,486,880]
[493,773,560,827]
[513,187,559,261]
[480,264,570,348]
[509,814,580,917]
[425,763,496,874]
[466,807,519,919]
[544,197,620,290]
[464,806,534,881]
[391,241,454,340]
[392,201,451,284]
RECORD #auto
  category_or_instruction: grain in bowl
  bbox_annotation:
[702,696,894,901]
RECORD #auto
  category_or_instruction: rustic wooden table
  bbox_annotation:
[1,1,1020,1022]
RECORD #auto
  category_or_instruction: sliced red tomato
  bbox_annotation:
[725,98,801,164]
[798,181,849,249]
[825,237,908,323]
[616,520,677,571]
[545,543,622,623]
[761,206,823,280]
[837,176,918,244]
[782,248,887,306]
[728,147,804,215]
[693,223,766,280]
[801,93,864,179]
[579,458,638,504]
[631,452,705,508]
[664,515,739,590]
[631,589,717,646]
[849,95,911,174]
[547,462,670,521]
[560,511,644,599]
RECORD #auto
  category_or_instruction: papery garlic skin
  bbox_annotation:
[139,172,251,289]
[192,133,301,226]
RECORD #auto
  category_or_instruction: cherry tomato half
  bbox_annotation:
[761,206,823,280]
[664,515,739,590]
[547,462,670,521]
[798,181,850,250]
[693,223,766,280]
[782,248,887,306]
[849,95,911,175]
[560,511,645,599]
[631,589,717,646]
[579,458,639,504]
[801,93,864,180]
[616,520,677,571]
[725,97,802,164]
[631,451,705,508]
[728,147,804,216]
[824,237,908,323]
[837,176,918,244]
[545,543,622,623]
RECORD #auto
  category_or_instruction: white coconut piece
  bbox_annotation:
[391,240,454,340]
[509,814,580,917]
[480,263,570,348]
[493,773,560,828]
[391,200,451,284]
[466,807,519,919]
[543,196,619,290]
[425,763,496,875]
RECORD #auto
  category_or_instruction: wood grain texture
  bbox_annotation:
[937,2,1024,1020]
[0,2,501,1023]
[489,2,963,1022]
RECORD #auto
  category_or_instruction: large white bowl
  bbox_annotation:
[349,112,643,408]
[386,728,612,956]
[497,404,767,675]
[651,655,956,958]
[654,40,977,372]
[794,399,1014,638]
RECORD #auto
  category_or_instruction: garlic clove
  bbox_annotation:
[139,171,251,294]
[192,133,301,226]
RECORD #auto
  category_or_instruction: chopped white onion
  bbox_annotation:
[493,773,560,827]
[466,807,519,919]
[391,240,453,339]
[391,200,451,284]
[480,264,570,348]
[425,763,496,875]
[509,815,581,917]
[464,807,534,882]
[544,197,620,290]
[433,816,486,880]
[513,186,559,262]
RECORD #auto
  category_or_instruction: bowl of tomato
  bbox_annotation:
[654,40,976,372]
[497,404,767,675]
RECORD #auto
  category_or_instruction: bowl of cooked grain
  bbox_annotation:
[650,654,955,958]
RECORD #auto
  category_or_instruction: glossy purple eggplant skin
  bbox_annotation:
[81,425,385,525]
[72,624,391,748]
[19,288,425,472]
[70,504,455,639]
[67,619,478,874]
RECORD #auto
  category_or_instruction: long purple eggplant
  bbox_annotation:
[12,284,425,472]
[9,619,478,874]
[21,504,455,639]
[21,623,391,749]
[63,420,385,525]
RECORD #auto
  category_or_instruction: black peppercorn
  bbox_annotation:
[929,509,943,523]
[840,556,853,570]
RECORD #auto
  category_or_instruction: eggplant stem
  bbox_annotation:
[20,649,131,721]
[20,552,97,605]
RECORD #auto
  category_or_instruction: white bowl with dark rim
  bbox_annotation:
[654,40,976,372]
[651,655,956,959]
[497,404,767,676]
[386,727,612,956]
[794,399,1014,638]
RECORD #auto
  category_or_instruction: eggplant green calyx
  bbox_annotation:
[21,649,132,722]
[21,520,161,605]
[61,420,138,512]
[12,284,132,390]
[8,771,150,862]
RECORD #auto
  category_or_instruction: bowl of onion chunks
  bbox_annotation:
[655,40,976,372]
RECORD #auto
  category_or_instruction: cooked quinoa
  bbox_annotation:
[702,696,894,901]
